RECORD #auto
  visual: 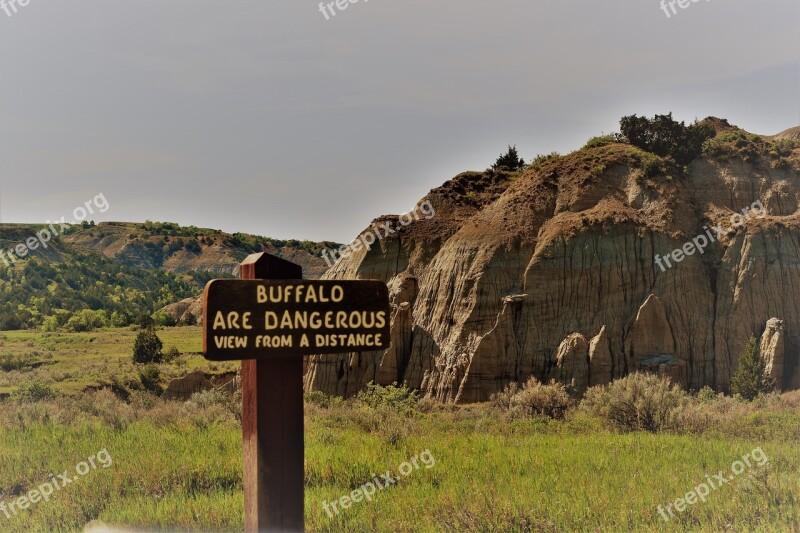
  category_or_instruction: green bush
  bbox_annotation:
[769,138,799,158]
[583,134,622,150]
[304,390,342,409]
[132,326,163,364]
[580,373,689,432]
[731,337,775,401]
[12,381,55,403]
[696,386,717,403]
[0,354,32,371]
[529,152,561,168]
[65,309,107,332]
[620,113,715,165]
[152,311,177,328]
[628,148,665,177]
[357,382,419,411]
[163,345,181,363]
[138,364,161,392]
[180,313,198,326]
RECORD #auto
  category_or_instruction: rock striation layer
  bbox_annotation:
[304,121,800,401]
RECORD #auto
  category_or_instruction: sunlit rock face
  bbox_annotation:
[305,123,800,401]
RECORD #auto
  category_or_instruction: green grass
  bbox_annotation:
[0,328,798,531]
[0,327,236,395]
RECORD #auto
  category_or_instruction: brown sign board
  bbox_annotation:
[202,279,391,361]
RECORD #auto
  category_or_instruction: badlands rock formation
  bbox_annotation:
[304,120,800,402]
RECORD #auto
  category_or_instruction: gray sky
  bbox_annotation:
[1,0,798,242]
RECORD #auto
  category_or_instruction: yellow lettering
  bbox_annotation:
[257,285,267,303]
[305,286,318,303]
[265,311,278,330]
[331,285,344,302]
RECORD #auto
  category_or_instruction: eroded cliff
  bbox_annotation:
[304,120,800,401]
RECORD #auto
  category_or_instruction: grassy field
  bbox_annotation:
[0,328,799,532]
[0,326,235,396]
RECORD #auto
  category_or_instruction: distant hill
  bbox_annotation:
[0,221,339,330]
[62,221,337,278]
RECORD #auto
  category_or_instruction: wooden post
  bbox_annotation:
[240,253,304,533]
[203,253,389,531]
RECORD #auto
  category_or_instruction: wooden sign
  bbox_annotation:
[203,279,391,361]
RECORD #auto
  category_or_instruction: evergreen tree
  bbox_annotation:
[132,325,163,364]
[493,145,526,171]
[730,336,774,400]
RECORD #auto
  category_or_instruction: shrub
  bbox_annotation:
[628,148,665,177]
[0,354,32,371]
[511,378,571,419]
[580,373,688,432]
[152,311,176,327]
[185,389,241,423]
[12,381,55,403]
[163,345,180,363]
[304,390,342,409]
[132,325,163,364]
[620,113,715,165]
[138,363,161,392]
[180,313,198,326]
[530,152,561,168]
[490,382,520,412]
[357,382,419,411]
[137,313,155,329]
[64,309,107,332]
[696,386,717,403]
[731,337,775,401]
[40,316,59,332]
[492,378,570,419]
[583,134,623,150]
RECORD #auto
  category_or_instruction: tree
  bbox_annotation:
[137,313,155,329]
[132,325,163,364]
[619,113,715,165]
[730,337,774,400]
[492,145,525,171]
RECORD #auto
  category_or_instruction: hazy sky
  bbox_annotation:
[1,0,797,242]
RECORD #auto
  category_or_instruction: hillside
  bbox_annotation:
[304,118,800,401]
[62,221,337,278]
[0,221,337,330]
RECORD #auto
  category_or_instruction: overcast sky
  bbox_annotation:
[0,0,797,243]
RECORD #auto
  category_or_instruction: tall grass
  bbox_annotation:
[0,386,798,532]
